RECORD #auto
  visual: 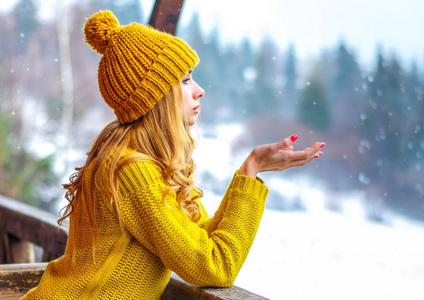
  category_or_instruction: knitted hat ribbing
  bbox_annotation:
[84,11,199,124]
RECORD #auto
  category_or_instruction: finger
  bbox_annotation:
[290,150,323,168]
[281,145,294,151]
[273,135,298,152]
[290,142,325,160]
[309,142,325,155]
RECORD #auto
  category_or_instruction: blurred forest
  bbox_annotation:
[0,0,423,220]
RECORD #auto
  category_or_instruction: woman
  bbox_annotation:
[22,11,325,299]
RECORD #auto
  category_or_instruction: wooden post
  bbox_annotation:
[9,236,35,264]
[148,0,185,35]
[0,231,12,264]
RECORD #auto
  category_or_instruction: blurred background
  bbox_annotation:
[0,0,423,299]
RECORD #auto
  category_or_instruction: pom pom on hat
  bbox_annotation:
[84,11,119,55]
[84,11,199,124]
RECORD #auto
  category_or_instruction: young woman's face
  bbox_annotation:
[181,70,204,126]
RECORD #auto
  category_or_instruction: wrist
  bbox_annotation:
[239,154,259,178]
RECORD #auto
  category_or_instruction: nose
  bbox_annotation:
[194,82,205,100]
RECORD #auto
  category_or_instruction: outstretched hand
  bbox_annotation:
[239,135,325,178]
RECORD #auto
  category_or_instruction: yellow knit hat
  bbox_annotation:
[84,11,199,124]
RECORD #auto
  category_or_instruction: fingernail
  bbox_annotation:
[320,143,326,148]
[291,135,298,142]
[314,154,320,159]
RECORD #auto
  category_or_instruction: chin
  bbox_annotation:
[188,118,197,126]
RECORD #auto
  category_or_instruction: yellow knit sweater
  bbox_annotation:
[21,160,268,299]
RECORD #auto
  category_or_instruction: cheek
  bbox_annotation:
[181,88,191,111]
[182,85,191,100]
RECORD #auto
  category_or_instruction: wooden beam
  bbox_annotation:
[0,263,269,300]
[148,0,185,35]
[161,273,270,299]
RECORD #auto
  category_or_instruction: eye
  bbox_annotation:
[182,77,191,85]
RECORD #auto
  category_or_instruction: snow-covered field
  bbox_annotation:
[236,209,424,300]
[195,124,424,300]
[200,187,424,300]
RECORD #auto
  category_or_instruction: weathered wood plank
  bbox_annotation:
[0,264,269,299]
[0,263,47,299]
[162,273,269,299]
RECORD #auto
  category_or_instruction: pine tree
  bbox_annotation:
[332,42,364,133]
[240,38,255,68]
[231,38,255,121]
[284,43,297,95]
[334,43,362,96]
[297,63,330,131]
[363,51,405,178]
[282,43,298,120]
[243,38,279,117]
[405,62,424,169]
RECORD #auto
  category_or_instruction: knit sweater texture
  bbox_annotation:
[21,160,268,299]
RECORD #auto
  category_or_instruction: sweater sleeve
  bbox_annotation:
[197,172,266,235]
[117,161,269,287]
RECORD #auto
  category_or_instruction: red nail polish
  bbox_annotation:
[320,143,325,148]
[291,135,298,142]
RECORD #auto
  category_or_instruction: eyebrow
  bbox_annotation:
[187,70,193,75]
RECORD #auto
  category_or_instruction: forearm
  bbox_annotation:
[164,175,269,286]
[198,169,266,235]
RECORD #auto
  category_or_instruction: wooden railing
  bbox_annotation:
[0,196,268,299]
[0,195,67,264]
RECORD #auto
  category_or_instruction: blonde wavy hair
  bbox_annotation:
[59,82,203,239]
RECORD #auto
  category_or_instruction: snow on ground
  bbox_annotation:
[201,187,424,300]
[235,209,424,300]
[195,124,424,300]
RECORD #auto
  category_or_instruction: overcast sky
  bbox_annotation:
[1,0,423,67]
[179,0,424,67]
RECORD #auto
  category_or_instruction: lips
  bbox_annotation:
[193,105,200,113]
